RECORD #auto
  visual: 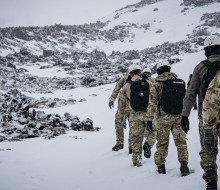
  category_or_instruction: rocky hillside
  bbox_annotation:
[0,0,220,141]
[0,0,219,94]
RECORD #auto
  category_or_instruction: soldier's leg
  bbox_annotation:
[115,110,124,145]
[128,115,132,151]
[130,120,145,166]
[112,111,124,151]
[172,118,189,176]
[128,125,132,153]
[199,116,218,183]
[143,122,157,158]
[144,121,157,149]
[154,116,171,167]
[171,118,188,163]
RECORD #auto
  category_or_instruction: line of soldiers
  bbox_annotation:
[108,35,220,190]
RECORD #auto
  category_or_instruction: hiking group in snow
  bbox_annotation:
[108,35,220,190]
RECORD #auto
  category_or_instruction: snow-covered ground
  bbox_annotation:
[0,51,218,190]
[93,0,220,54]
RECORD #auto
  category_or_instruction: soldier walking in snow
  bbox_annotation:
[203,71,220,190]
[141,68,157,158]
[109,73,132,152]
[181,35,220,190]
[118,64,154,166]
[149,60,189,176]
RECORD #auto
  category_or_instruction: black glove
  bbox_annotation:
[144,121,152,133]
[121,117,127,129]
[181,116,189,134]
[204,129,215,153]
[108,100,114,109]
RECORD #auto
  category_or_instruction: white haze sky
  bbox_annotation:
[0,0,140,28]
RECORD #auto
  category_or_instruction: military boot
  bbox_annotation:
[206,181,217,190]
[158,164,166,174]
[133,155,142,167]
[143,142,151,158]
[112,144,124,151]
[180,161,190,176]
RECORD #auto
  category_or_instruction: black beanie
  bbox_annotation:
[157,66,171,75]
[205,45,220,58]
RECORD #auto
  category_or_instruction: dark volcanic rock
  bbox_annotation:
[0,90,97,141]
[43,50,54,57]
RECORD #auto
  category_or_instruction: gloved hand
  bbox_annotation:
[144,121,152,133]
[181,116,189,134]
[121,116,127,129]
[108,100,114,109]
[204,128,215,153]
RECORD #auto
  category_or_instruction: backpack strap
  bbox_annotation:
[201,59,211,66]
[128,80,134,85]
[201,60,220,99]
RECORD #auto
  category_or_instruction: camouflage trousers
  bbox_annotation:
[143,119,157,148]
[129,111,148,163]
[154,114,188,167]
[199,115,220,183]
[115,110,132,148]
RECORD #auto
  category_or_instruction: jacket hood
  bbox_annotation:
[156,72,177,82]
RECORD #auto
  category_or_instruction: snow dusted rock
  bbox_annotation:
[20,48,30,56]
[79,98,86,102]
[81,118,93,131]
[43,50,54,57]
[181,0,220,7]
[0,90,97,141]
[27,128,40,138]
[18,117,28,125]
[30,98,76,109]
[200,12,220,28]
[81,75,95,86]
[70,116,82,131]
[156,29,163,33]
[0,136,7,142]
[36,111,49,120]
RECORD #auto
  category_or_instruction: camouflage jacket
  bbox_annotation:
[203,71,220,129]
[149,72,180,118]
[148,77,156,84]
[118,75,153,121]
[182,54,220,117]
[109,75,128,102]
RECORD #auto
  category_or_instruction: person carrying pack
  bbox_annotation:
[149,59,189,176]
[181,35,220,190]
[118,64,154,166]
[203,71,220,190]
[109,74,132,152]
[141,68,157,158]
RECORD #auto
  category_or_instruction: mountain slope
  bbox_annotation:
[0,51,210,190]
[0,0,219,93]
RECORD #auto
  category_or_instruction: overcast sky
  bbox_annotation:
[0,0,140,28]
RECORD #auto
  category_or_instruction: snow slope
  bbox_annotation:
[89,0,220,54]
[1,0,220,56]
[0,50,217,190]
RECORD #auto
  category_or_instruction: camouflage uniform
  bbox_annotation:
[182,55,220,183]
[118,75,154,165]
[149,72,188,167]
[202,71,220,183]
[109,75,132,148]
[143,76,157,149]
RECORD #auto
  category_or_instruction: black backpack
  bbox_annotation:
[161,79,186,114]
[201,60,220,100]
[129,79,150,111]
